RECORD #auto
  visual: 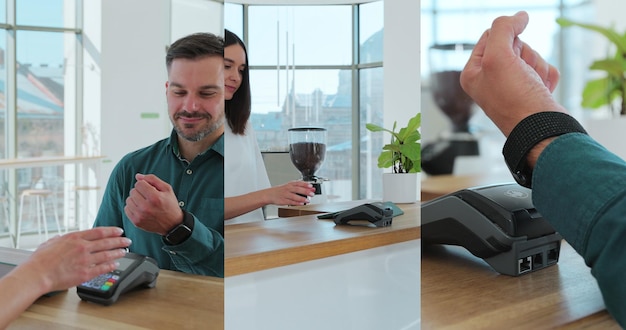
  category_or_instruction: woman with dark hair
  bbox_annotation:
[224,29,315,224]
[224,29,251,135]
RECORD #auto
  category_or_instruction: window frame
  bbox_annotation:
[227,2,383,201]
[0,0,83,240]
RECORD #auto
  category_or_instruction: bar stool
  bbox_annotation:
[16,184,61,249]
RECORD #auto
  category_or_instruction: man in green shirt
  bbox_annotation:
[460,11,625,326]
[94,32,225,277]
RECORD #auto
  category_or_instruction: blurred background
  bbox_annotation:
[420,0,624,177]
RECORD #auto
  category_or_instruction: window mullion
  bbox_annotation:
[351,3,360,200]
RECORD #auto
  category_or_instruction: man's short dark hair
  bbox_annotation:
[166,32,224,71]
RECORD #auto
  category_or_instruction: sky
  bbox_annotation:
[0,0,69,66]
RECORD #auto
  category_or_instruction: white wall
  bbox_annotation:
[171,0,224,40]
[95,0,224,181]
[99,0,171,179]
[82,1,103,158]
[383,0,421,155]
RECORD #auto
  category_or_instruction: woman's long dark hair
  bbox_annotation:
[225,29,251,135]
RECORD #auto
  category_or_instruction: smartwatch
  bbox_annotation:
[164,209,194,245]
[502,111,587,188]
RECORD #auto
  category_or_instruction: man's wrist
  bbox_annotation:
[163,209,194,245]
[502,111,587,188]
[525,137,556,168]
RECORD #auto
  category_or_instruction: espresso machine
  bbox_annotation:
[422,43,480,175]
[288,127,327,203]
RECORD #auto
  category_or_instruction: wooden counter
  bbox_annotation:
[422,241,618,328]
[421,173,513,201]
[224,201,420,277]
[421,174,618,327]
[1,248,223,329]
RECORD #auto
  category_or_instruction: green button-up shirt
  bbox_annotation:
[94,129,224,277]
[534,133,626,326]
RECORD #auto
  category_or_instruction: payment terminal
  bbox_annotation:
[77,252,159,305]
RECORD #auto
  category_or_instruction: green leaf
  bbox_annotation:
[397,113,421,141]
[589,59,625,77]
[410,162,421,173]
[406,113,421,132]
[365,123,385,132]
[400,144,419,160]
[377,150,394,169]
[382,144,401,153]
[581,77,619,109]
[403,131,421,144]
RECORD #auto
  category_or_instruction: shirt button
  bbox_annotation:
[179,201,185,207]
[186,169,192,175]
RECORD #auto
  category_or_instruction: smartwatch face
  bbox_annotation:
[167,224,191,244]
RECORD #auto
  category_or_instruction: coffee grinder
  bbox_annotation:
[288,127,327,203]
[422,43,480,175]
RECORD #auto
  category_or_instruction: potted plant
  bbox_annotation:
[366,112,421,203]
[557,17,626,159]
[556,17,626,115]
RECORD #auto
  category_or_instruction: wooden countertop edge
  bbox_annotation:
[158,270,225,285]
[225,225,420,277]
[277,208,321,217]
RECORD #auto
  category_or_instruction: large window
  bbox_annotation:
[16,30,73,158]
[225,1,384,201]
[0,0,81,242]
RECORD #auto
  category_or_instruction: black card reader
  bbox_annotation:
[421,183,562,276]
[330,202,394,227]
[77,252,159,305]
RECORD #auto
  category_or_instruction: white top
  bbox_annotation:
[224,122,271,224]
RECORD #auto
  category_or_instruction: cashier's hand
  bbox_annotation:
[459,11,567,137]
[20,227,130,293]
[265,181,316,206]
[125,173,185,235]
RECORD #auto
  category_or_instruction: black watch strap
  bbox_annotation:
[502,111,587,188]
[164,209,195,245]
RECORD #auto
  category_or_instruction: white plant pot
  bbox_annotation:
[382,172,420,204]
